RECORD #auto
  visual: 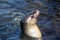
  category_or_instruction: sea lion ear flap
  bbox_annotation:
[34,10,40,19]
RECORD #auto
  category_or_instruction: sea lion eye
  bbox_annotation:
[31,15,34,18]
[25,22,27,25]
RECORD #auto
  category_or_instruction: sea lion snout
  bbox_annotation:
[29,10,40,19]
[33,10,40,19]
[26,10,40,25]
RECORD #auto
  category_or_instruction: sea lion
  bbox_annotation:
[20,10,42,40]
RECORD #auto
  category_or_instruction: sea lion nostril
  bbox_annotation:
[31,15,34,18]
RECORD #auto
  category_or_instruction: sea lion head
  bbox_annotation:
[26,10,40,26]
[20,10,40,31]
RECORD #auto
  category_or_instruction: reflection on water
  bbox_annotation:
[0,0,60,40]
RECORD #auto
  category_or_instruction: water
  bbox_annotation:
[0,0,60,40]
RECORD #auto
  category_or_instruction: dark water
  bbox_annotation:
[0,0,60,40]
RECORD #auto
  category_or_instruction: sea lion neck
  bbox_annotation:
[26,24,37,28]
[24,24,42,38]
